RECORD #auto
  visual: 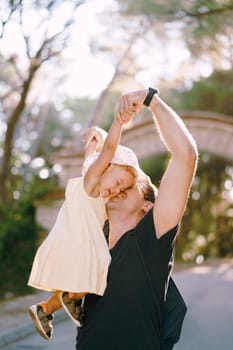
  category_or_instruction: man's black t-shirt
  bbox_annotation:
[76,209,178,350]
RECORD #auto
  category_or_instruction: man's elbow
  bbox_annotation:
[183,140,198,167]
[190,141,198,160]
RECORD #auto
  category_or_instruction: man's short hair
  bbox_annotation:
[139,177,158,204]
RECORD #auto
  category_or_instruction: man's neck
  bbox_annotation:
[108,211,143,250]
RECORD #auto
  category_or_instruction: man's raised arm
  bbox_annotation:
[147,90,198,237]
[115,89,198,237]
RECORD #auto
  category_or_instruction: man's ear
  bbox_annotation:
[142,200,153,214]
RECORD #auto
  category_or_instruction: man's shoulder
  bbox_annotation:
[136,208,179,245]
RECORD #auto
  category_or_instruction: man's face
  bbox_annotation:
[105,182,145,214]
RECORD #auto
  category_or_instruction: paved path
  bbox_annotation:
[1,259,233,349]
[174,260,233,350]
[6,317,77,349]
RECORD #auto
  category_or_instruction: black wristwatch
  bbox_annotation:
[143,87,159,107]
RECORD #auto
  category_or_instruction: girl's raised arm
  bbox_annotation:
[84,103,136,197]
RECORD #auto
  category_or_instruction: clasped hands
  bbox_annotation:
[83,90,147,150]
[114,90,147,125]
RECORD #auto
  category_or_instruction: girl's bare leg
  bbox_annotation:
[39,291,87,315]
[68,291,87,300]
[39,290,62,314]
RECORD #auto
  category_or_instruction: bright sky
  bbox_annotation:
[0,0,213,100]
[0,0,118,98]
[60,0,118,98]
[60,0,213,98]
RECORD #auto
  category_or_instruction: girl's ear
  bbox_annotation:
[142,200,153,214]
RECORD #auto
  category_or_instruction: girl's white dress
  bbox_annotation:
[28,177,111,296]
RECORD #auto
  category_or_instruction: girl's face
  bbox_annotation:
[99,164,136,199]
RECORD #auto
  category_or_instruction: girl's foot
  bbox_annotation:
[28,304,54,340]
[59,292,84,327]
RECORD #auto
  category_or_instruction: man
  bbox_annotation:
[76,88,198,350]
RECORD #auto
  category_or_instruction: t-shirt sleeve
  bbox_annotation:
[135,209,179,254]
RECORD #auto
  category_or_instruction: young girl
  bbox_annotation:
[28,110,142,340]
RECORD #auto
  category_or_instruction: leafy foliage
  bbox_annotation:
[141,153,233,262]
[171,69,233,116]
[142,67,233,262]
[177,154,233,261]
[116,0,233,26]
[34,97,96,155]
[0,0,84,203]
[0,200,37,297]
[116,0,184,17]
[116,0,233,67]
[0,175,58,298]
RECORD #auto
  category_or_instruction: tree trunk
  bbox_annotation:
[0,64,39,204]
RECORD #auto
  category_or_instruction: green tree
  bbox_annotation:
[171,70,233,116]
[116,0,233,68]
[0,0,84,204]
[141,153,233,262]
[178,154,233,261]
[0,199,37,297]
[0,173,58,298]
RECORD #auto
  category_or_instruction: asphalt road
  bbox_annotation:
[6,315,77,349]
[7,260,233,350]
[174,261,233,350]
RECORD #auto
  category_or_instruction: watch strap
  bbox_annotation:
[143,87,159,107]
